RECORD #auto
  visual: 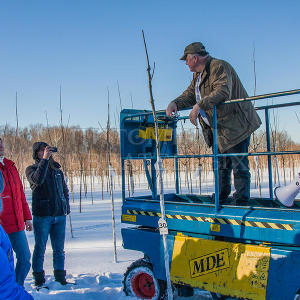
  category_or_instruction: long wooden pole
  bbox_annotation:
[142,30,173,300]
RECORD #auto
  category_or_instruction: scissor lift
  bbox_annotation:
[120,90,300,300]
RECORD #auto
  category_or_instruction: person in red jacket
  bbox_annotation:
[0,137,33,287]
[0,170,34,299]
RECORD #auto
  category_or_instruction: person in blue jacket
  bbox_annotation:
[0,170,33,300]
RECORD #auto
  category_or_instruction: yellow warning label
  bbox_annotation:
[121,214,136,222]
[139,127,173,141]
[170,236,270,300]
[210,224,220,232]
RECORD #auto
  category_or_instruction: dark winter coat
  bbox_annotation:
[173,56,262,153]
[0,158,32,234]
[25,159,70,217]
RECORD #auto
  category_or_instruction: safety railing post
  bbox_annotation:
[213,106,219,212]
[121,159,126,201]
[265,108,274,199]
[175,158,179,194]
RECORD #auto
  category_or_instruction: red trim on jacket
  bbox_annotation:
[0,158,32,234]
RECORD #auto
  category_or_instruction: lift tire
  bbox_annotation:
[123,258,166,300]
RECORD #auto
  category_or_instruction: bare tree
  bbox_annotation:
[106,88,117,263]
[142,30,173,300]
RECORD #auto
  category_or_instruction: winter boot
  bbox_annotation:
[54,270,67,285]
[33,271,46,287]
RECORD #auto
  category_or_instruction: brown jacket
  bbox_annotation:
[173,56,261,152]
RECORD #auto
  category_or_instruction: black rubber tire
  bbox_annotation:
[123,258,166,300]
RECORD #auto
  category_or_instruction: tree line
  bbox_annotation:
[1,123,299,201]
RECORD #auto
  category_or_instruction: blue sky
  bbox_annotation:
[1,0,300,141]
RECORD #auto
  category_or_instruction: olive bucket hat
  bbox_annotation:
[180,42,208,60]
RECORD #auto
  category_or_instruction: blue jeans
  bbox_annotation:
[218,136,251,202]
[32,216,66,273]
[8,230,31,286]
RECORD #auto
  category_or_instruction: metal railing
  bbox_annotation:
[121,89,300,210]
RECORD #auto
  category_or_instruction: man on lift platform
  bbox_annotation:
[166,42,261,205]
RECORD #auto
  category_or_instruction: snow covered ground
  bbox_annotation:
[23,187,140,299]
[21,172,297,299]
[21,175,218,299]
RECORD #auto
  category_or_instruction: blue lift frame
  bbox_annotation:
[120,89,300,300]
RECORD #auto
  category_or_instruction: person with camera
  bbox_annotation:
[26,142,70,287]
[0,168,33,299]
[0,137,33,287]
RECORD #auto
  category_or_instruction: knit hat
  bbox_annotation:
[32,142,48,160]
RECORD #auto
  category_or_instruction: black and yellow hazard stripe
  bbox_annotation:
[125,209,294,231]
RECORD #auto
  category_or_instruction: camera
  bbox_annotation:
[50,147,58,153]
